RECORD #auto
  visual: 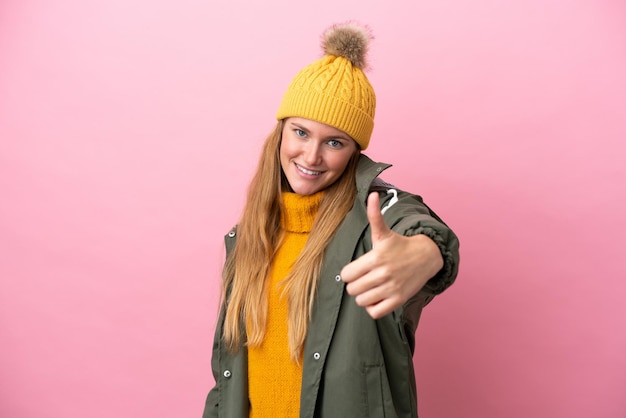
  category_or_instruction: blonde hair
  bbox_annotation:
[222,120,360,360]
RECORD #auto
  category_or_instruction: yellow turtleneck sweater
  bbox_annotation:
[248,191,324,418]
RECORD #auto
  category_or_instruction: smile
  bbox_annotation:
[296,163,322,176]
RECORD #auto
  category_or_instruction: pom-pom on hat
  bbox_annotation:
[276,22,376,150]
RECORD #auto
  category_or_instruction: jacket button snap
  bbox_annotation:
[223,370,232,378]
[334,274,341,282]
[313,352,321,360]
[228,231,236,238]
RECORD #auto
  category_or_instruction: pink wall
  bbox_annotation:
[1,1,625,417]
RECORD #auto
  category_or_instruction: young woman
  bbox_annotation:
[203,22,460,418]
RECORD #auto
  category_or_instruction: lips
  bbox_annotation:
[295,163,322,176]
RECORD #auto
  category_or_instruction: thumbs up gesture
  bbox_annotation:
[340,192,444,319]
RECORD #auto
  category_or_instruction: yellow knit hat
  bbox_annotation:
[276,22,376,150]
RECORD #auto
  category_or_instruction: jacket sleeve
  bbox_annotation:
[202,306,224,418]
[203,228,235,418]
[376,184,460,295]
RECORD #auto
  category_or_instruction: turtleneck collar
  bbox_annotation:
[281,191,325,233]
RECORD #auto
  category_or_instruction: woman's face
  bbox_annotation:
[280,117,358,196]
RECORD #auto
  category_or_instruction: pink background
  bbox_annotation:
[1,0,625,417]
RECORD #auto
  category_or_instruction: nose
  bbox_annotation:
[303,141,322,166]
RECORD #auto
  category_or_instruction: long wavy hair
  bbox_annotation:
[222,119,360,361]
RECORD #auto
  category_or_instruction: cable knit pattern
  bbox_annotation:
[275,23,376,150]
[248,191,324,418]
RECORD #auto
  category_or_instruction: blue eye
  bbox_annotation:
[328,139,342,148]
[295,129,306,137]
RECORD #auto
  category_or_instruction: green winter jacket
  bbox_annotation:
[202,154,460,418]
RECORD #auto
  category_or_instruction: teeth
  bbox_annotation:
[297,164,321,175]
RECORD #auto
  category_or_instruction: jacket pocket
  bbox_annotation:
[363,365,396,418]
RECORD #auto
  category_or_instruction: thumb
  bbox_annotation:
[367,192,392,246]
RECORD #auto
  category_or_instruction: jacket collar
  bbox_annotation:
[355,154,392,201]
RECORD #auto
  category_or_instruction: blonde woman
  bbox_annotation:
[203,22,460,418]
